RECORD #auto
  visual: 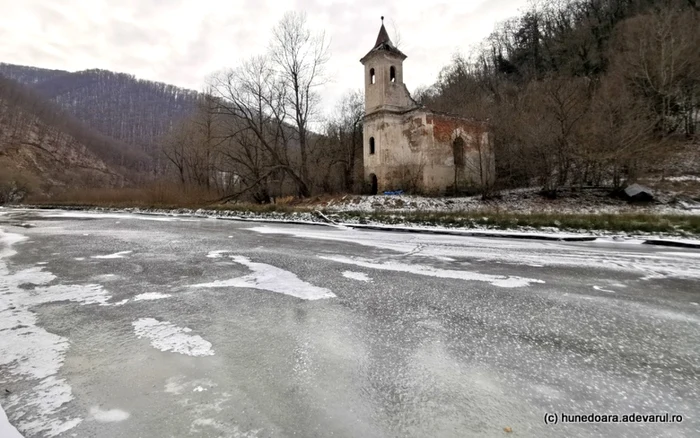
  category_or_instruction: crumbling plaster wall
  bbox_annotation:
[364,110,494,193]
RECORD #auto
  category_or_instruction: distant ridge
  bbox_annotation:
[0,63,200,154]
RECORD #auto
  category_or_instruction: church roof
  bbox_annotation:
[360,18,407,63]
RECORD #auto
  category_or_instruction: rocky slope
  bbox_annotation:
[0,76,136,202]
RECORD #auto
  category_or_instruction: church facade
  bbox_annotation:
[361,19,495,195]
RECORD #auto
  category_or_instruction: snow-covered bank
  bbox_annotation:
[323,189,700,216]
[6,204,700,243]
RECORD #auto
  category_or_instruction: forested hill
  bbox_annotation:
[0,63,200,154]
[419,0,700,192]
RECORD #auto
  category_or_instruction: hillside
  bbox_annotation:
[0,63,200,154]
[420,0,700,193]
[0,75,149,201]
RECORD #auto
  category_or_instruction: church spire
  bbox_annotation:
[360,16,406,63]
[374,16,392,48]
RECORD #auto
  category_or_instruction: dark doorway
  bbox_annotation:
[453,137,465,192]
[370,173,378,195]
[452,137,465,166]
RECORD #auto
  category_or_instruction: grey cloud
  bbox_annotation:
[106,19,159,47]
[0,0,530,106]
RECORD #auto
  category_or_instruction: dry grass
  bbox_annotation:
[331,210,700,235]
[27,183,216,209]
[26,183,318,214]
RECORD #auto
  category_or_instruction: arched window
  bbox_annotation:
[369,137,376,154]
[370,68,375,85]
[390,66,396,83]
[453,137,465,166]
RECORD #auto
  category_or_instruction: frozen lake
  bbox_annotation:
[1,208,698,437]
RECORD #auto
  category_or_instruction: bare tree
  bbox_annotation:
[210,55,312,200]
[322,90,364,192]
[616,8,700,136]
[270,11,330,191]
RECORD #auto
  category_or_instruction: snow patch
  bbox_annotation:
[249,226,700,281]
[666,175,700,182]
[89,407,130,423]
[132,318,214,357]
[91,251,132,259]
[322,255,544,288]
[92,274,118,282]
[342,271,372,282]
[194,255,335,300]
[207,250,232,259]
[133,293,171,301]
[593,286,615,294]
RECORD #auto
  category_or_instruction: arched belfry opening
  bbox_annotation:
[369,137,376,154]
[370,68,376,84]
[390,66,396,83]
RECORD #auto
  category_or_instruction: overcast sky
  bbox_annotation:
[1,0,530,113]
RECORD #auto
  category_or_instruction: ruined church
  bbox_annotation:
[361,18,495,195]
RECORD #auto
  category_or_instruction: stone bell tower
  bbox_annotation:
[360,16,413,115]
[360,17,417,194]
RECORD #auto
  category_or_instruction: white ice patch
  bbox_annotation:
[321,255,544,288]
[132,318,214,357]
[164,376,216,395]
[194,255,335,300]
[91,251,132,259]
[342,271,372,282]
[0,229,113,436]
[593,286,615,293]
[206,250,232,259]
[89,407,130,423]
[0,403,23,438]
[42,211,182,222]
[133,293,171,301]
[659,251,700,258]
